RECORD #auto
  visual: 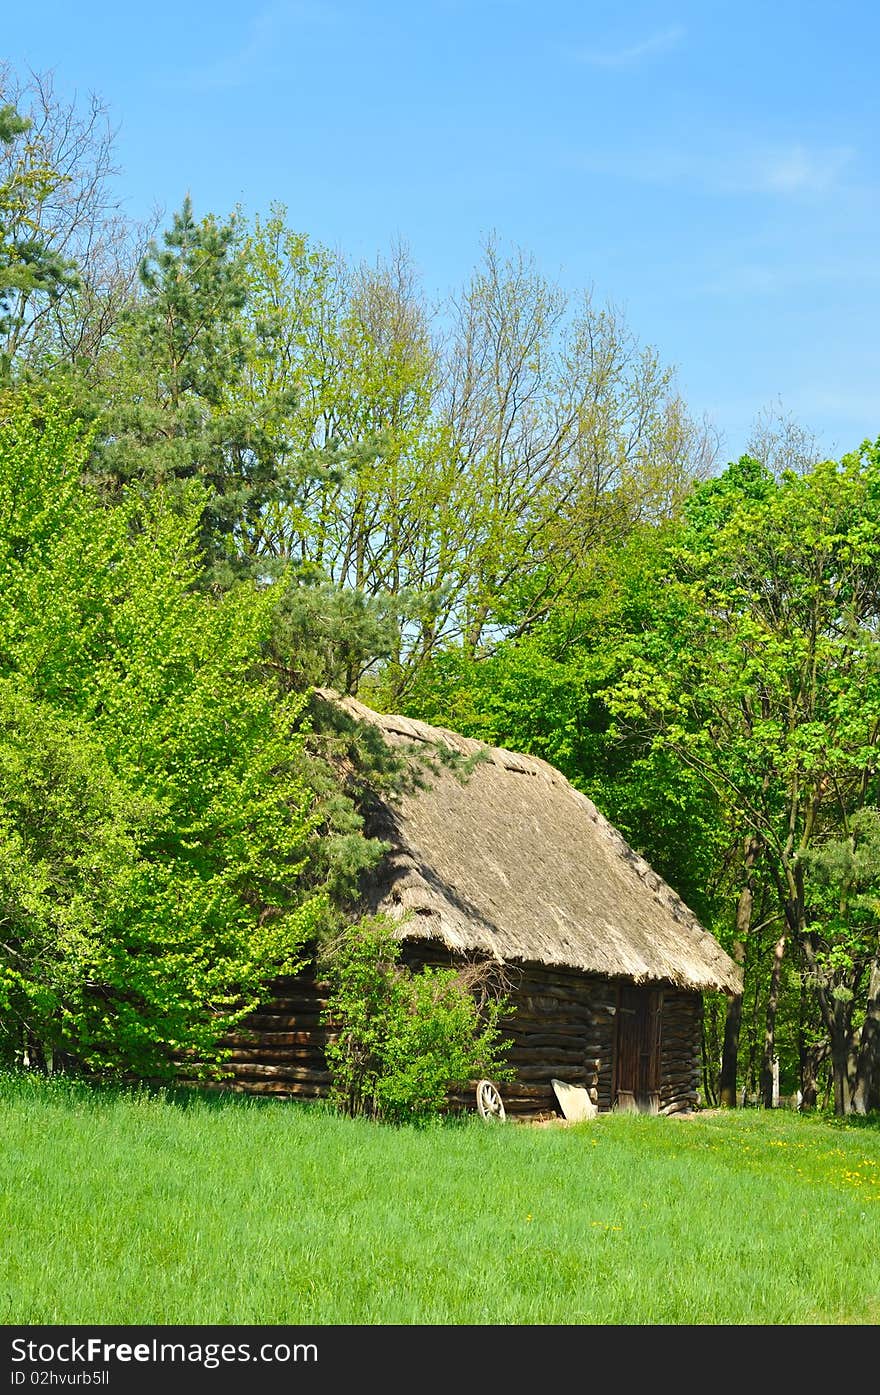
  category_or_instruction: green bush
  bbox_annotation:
[321,918,512,1124]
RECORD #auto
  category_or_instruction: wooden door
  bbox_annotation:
[614,985,661,1113]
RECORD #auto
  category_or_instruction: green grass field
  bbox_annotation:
[2,1072,878,1325]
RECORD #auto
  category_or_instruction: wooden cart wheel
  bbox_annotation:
[476,1079,506,1121]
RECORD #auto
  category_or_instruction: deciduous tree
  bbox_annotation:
[0,393,383,1076]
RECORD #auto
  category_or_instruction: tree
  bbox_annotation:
[229,217,718,699]
[436,239,717,664]
[0,66,138,377]
[236,212,442,690]
[0,97,77,370]
[746,400,824,479]
[604,450,880,1113]
[799,811,880,1113]
[94,198,300,587]
[0,392,384,1076]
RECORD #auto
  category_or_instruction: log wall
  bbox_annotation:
[212,946,704,1117]
[211,971,333,1098]
[658,988,702,1115]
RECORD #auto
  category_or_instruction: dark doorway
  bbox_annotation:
[614,985,662,1112]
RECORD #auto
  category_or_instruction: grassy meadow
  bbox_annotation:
[1,1072,878,1325]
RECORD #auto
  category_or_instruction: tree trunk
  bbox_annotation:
[830,997,853,1117]
[719,838,760,1107]
[465,602,490,657]
[796,919,851,1115]
[799,1042,826,1110]
[701,997,723,1106]
[798,969,815,1108]
[760,932,786,1108]
[719,977,744,1108]
[852,956,880,1114]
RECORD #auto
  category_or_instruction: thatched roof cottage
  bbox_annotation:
[226,693,741,1117]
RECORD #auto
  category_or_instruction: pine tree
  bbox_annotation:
[95,197,297,586]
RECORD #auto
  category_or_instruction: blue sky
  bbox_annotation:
[5,1,878,461]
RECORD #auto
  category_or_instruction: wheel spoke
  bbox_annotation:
[476,1079,505,1121]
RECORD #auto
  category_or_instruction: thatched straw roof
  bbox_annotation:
[317,690,741,994]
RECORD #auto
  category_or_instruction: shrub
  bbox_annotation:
[321,918,512,1124]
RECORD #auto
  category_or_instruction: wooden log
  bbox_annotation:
[502,1026,599,1037]
[241,1012,327,1030]
[506,1047,589,1066]
[216,1083,328,1098]
[255,999,331,1014]
[510,1065,588,1083]
[267,977,331,991]
[487,1082,559,1100]
[229,1050,329,1064]
[228,1030,332,1047]
[227,1063,332,1082]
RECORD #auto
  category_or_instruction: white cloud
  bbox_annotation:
[742,144,854,195]
[573,141,856,199]
[570,26,685,69]
[175,1,338,92]
[696,255,880,299]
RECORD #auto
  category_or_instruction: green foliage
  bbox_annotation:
[269,569,401,693]
[0,392,384,1077]
[800,808,880,1011]
[599,448,880,1108]
[320,918,512,1124]
[405,449,880,1110]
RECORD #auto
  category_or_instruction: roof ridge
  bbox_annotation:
[314,687,568,779]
